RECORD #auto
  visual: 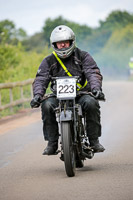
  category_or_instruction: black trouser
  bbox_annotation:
[41,95,101,142]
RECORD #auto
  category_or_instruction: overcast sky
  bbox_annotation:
[0,0,133,35]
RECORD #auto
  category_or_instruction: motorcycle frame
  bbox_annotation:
[55,97,87,159]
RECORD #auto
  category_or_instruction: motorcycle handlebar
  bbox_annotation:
[77,91,106,101]
[40,91,106,103]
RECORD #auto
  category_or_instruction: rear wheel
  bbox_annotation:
[75,158,84,168]
[61,121,75,177]
[75,142,84,168]
[76,121,84,168]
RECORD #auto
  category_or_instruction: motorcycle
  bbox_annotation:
[40,76,105,177]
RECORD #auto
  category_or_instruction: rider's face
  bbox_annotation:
[56,40,70,49]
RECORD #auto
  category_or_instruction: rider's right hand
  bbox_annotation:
[30,94,42,108]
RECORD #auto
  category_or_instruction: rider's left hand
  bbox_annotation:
[92,89,105,100]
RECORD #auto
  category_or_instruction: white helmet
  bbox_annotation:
[50,25,76,58]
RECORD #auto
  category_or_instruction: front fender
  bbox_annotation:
[60,110,73,121]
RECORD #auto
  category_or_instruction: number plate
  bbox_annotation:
[56,78,76,99]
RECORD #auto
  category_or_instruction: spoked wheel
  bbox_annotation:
[61,121,76,177]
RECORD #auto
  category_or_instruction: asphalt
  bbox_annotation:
[0,81,133,200]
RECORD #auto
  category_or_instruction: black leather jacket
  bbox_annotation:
[33,47,103,97]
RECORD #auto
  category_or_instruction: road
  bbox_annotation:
[0,81,133,200]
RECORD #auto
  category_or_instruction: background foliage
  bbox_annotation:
[0,10,133,116]
[1,10,133,82]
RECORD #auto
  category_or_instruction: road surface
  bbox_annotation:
[0,81,133,200]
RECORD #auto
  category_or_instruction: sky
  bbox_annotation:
[0,0,133,35]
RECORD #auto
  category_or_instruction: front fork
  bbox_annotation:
[55,100,77,160]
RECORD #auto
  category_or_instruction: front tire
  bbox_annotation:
[61,122,75,177]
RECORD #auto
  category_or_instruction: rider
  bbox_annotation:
[30,25,105,155]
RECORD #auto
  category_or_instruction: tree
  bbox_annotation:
[0,20,15,43]
[22,32,46,52]
[15,28,27,41]
[99,10,133,31]
[0,19,27,44]
[42,16,92,47]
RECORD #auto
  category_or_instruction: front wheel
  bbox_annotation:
[61,121,75,177]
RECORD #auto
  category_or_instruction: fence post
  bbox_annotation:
[20,86,24,108]
[30,84,33,98]
[10,88,13,112]
[0,91,1,107]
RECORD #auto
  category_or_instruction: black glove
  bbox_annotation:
[30,94,42,108]
[92,89,105,100]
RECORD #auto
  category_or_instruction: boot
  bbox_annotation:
[42,141,58,155]
[89,139,105,153]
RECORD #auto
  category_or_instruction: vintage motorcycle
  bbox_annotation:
[41,76,104,177]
